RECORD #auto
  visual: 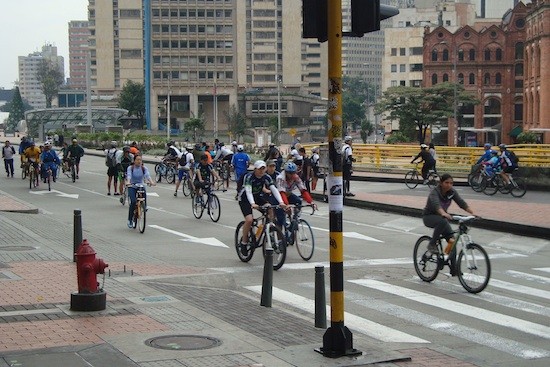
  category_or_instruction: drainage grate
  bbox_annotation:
[0,246,36,251]
[145,335,222,351]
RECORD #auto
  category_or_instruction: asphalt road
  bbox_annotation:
[2,154,550,367]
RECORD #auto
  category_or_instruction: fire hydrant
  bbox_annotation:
[71,239,109,311]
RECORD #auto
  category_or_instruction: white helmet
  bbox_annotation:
[237,144,244,151]
[344,136,352,142]
[232,140,238,146]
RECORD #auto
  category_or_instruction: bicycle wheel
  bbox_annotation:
[47,170,51,191]
[426,172,439,190]
[510,177,527,198]
[182,177,192,197]
[120,187,127,205]
[137,201,146,233]
[296,219,315,261]
[413,235,440,282]
[481,177,498,196]
[234,221,254,262]
[457,243,491,293]
[208,194,221,222]
[468,172,483,192]
[22,166,27,180]
[405,170,419,189]
[166,166,176,184]
[192,194,204,219]
[71,164,76,183]
[263,225,286,270]
[154,163,163,183]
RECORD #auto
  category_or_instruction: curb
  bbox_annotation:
[0,191,39,214]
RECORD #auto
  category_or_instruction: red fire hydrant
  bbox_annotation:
[75,239,108,293]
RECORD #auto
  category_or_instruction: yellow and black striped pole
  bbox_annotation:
[320,0,361,358]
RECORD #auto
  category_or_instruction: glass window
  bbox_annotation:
[442,49,449,61]
[484,49,491,61]
[515,42,524,60]
[432,74,438,85]
[399,64,406,72]
[469,73,475,84]
[514,63,523,76]
[400,48,406,56]
[391,64,397,73]
[391,48,397,56]
[496,48,502,61]
[458,73,464,84]
[484,73,490,85]
[495,73,502,85]
[443,73,449,82]
[432,49,437,61]
[458,49,464,61]
[469,49,475,61]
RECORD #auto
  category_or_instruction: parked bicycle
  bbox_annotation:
[128,183,148,233]
[192,183,221,222]
[235,204,287,270]
[480,169,526,198]
[405,163,439,189]
[284,204,316,261]
[413,215,490,293]
[154,159,177,184]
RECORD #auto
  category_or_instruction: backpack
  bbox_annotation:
[507,150,519,167]
[106,149,117,168]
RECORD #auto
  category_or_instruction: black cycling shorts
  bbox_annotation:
[239,193,269,217]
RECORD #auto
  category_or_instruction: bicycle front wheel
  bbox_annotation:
[47,171,51,191]
[166,167,176,184]
[510,177,527,198]
[413,235,440,282]
[426,172,439,190]
[208,194,221,222]
[138,201,146,233]
[154,163,162,183]
[29,169,34,189]
[182,177,192,197]
[405,170,419,189]
[192,194,204,219]
[263,225,286,270]
[468,172,483,192]
[457,243,491,293]
[296,219,315,261]
[481,177,498,196]
[234,221,254,262]
[71,165,76,182]
[22,166,27,180]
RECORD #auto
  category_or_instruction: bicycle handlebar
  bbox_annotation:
[451,215,477,223]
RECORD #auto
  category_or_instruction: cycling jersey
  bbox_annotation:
[195,162,213,183]
[231,152,250,179]
[67,144,84,159]
[276,172,313,204]
[41,150,59,164]
[24,146,41,162]
[214,146,233,161]
[240,172,283,205]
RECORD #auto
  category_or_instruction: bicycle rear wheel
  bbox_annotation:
[192,194,204,219]
[29,169,34,189]
[510,177,526,198]
[138,201,146,233]
[234,221,254,262]
[468,172,483,192]
[47,170,51,191]
[182,177,192,197]
[71,164,76,182]
[166,166,176,184]
[154,163,163,183]
[413,235,440,282]
[208,194,221,222]
[426,172,439,190]
[481,177,498,196]
[457,243,491,293]
[405,171,419,189]
[22,166,27,180]
[296,219,315,261]
[263,225,286,270]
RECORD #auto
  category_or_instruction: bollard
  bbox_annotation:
[315,266,327,328]
[73,209,82,262]
[260,248,273,307]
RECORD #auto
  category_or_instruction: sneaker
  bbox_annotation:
[107,192,111,196]
[76,175,79,179]
[240,242,249,257]
[114,192,120,196]
[127,220,133,228]
[427,243,439,254]
[174,192,177,197]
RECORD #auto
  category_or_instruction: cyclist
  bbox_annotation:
[192,143,203,166]
[67,139,84,179]
[40,142,60,182]
[476,143,493,164]
[342,136,356,196]
[232,144,250,193]
[174,146,195,197]
[423,173,476,255]
[411,143,436,185]
[60,142,70,174]
[481,150,501,178]
[125,155,156,228]
[498,144,515,187]
[194,153,220,197]
[117,146,135,196]
[23,141,41,182]
[129,141,140,156]
[19,136,32,168]
[214,142,233,163]
[238,160,287,256]
[163,141,181,165]
[275,162,316,229]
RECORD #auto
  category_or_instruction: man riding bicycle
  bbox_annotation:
[67,139,84,179]
[163,141,181,165]
[214,142,233,164]
[237,160,287,256]
[194,154,219,197]
[411,144,436,185]
[174,146,195,196]
[23,141,41,181]
[117,146,134,196]
[40,142,60,182]
[498,144,516,188]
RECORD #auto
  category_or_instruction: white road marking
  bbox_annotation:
[483,278,550,301]
[489,235,549,254]
[380,218,421,232]
[534,267,550,274]
[29,189,78,199]
[350,279,550,339]
[505,270,550,285]
[149,224,228,248]
[310,226,383,243]
[245,285,428,344]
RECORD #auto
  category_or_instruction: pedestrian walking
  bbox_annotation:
[2,140,16,177]
[342,136,356,196]
[105,141,119,195]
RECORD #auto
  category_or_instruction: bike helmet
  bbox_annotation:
[420,143,428,149]
[498,144,507,150]
[110,140,117,148]
[284,162,297,173]
[44,141,51,147]
[490,149,498,155]
[232,140,237,146]
[344,135,352,142]
[237,144,244,151]
[484,143,491,149]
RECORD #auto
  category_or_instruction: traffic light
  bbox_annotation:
[302,0,328,42]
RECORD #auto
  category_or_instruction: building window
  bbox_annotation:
[469,73,475,84]
[399,64,406,72]
[120,49,141,58]
[432,73,438,85]
[400,48,406,56]
[495,73,502,85]
[442,73,449,82]
[515,63,523,76]
[119,9,140,18]
[391,48,397,56]
[458,49,464,61]
[458,73,464,84]
[432,49,437,61]
[410,63,423,72]
[469,49,475,61]
[409,47,423,55]
[484,49,491,61]
[495,48,502,61]
[484,73,490,85]
[515,42,524,60]
[391,64,397,72]
[514,99,523,121]
[391,80,397,86]
[400,80,406,86]
[442,49,449,61]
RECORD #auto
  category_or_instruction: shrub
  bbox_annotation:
[386,132,411,144]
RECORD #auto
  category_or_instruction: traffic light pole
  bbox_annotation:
[318,0,361,358]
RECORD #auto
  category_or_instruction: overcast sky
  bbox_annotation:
[0,0,88,89]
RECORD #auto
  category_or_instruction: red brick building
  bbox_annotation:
[524,0,550,143]
[423,2,529,146]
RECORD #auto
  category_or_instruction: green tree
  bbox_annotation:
[5,87,26,132]
[223,104,247,141]
[36,60,64,108]
[342,76,373,134]
[360,120,374,143]
[376,82,478,144]
[184,114,206,142]
[516,131,538,144]
[118,80,145,121]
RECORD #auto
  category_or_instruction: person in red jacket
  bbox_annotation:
[274,162,316,228]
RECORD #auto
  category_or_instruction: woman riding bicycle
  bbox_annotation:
[125,155,156,228]
[423,173,476,254]
[411,144,436,184]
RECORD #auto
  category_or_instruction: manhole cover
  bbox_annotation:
[145,335,222,350]
[0,246,36,251]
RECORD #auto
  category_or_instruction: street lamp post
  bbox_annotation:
[167,75,171,141]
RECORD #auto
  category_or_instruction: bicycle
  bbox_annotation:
[213,160,230,189]
[42,165,55,192]
[63,157,77,182]
[192,183,221,222]
[154,159,177,184]
[180,170,194,197]
[413,215,491,293]
[467,163,484,192]
[235,204,287,270]
[284,204,316,261]
[405,163,439,189]
[21,160,29,180]
[128,183,148,233]
[480,169,526,198]
[28,162,39,189]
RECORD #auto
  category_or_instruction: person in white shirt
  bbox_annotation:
[342,136,356,196]
[174,147,195,196]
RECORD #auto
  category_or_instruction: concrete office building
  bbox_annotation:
[18,44,64,109]
[68,21,90,90]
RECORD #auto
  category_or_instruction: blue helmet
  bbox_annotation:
[484,143,491,149]
[490,149,498,155]
[284,162,297,173]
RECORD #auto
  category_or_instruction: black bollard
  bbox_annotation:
[73,209,82,262]
[260,248,273,307]
[315,266,327,328]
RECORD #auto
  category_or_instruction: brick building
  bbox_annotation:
[423,2,529,146]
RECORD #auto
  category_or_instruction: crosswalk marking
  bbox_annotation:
[483,278,550,301]
[505,270,550,285]
[244,285,429,344]
[349,279,550,340]
[534,267,550,273]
